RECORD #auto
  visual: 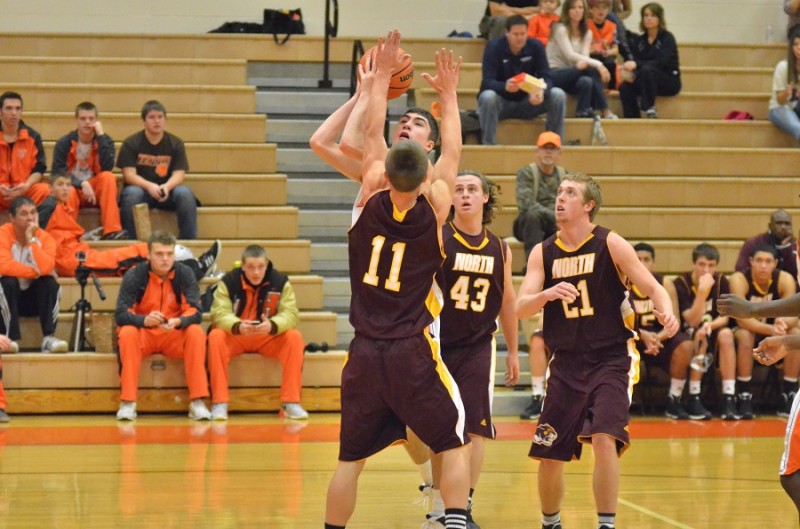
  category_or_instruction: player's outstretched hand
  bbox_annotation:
[544,281,579,303]
[374,30,404,75]
[717,293,754,318]
[653,309,679,338]
[754,336,788,366]
[421,48,462,95]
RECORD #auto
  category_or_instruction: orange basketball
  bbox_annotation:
[359,46,414,100]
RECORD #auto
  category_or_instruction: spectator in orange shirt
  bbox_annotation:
[114,230,210,421]
[528,0,560,46]
[0,92,51,210]
[0,197,68,353]
[38,175,219,279]
[51,101,126,240]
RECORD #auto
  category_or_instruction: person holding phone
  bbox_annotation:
[206,245,307,421]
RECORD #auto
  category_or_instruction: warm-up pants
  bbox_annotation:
[207,328,304,404]
[117,324,208,402]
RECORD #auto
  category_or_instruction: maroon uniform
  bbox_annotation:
[740,268,780,343]
[340,190,467,461]
[436,222,509,439]
[348,190,444,339]
[630,273,691,369]
[673,272,729,335]
[437,222,508,348]
[530,226,639,461]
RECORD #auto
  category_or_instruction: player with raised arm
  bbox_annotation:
[323,31,471,529]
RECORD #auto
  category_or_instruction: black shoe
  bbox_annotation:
[197,240,221,278]
[520,395,543,420]
[721,394,741,420]
[665,395,689,420]
[737,392,755,420]
[779,392,796,418]
[100,229,129,240]
[305,342,329,353]
[542,523,562,529]
[466,501,480,529]
[685,394,712,420]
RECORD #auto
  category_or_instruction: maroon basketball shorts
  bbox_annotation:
[638,331,691,371]
[529,340,638,462]
[442,337,497,440]
[338,333,468,462]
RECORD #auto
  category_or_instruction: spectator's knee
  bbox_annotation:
[117,325,138,342]
[207,328,228,348]
[478,90,500,109]
[576,75,594,92]
[283,328,305,353]
[547,87,566,105]
[120,186,146,205]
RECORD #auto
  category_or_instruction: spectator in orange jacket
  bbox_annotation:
[51,101,126,240]
[207,244,307,421]
[0,197,68,353]
[528,0,561,46]
[0,92,51,210]
[114,230,210,421]
[38,176,220,278]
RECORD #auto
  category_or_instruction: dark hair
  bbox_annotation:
[751,243,779,259]
[9,196,34,216]
[141,100,167,120]
[692,242,720,263]
[559,0,589,38]
[385,141,428,192]
[147,229,177,250]
[402,107,440,145]
[505,14,528,31]
[639,2,666,33]
[448,170,501,225]
[75,101,97,117]
[562,173,602,221]
[242,244,268,262]
[633,242,655,258]
[0,91,23,110]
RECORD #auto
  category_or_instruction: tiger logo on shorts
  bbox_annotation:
[533,423,558,447]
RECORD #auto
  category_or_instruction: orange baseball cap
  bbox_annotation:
[537,131,562,148]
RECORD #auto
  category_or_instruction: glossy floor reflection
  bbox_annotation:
[0,415,794,528]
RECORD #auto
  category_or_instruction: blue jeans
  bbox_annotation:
[477,88,566,145]
[550,66,608,116]
[120,184,198,239]
[769,105,800,141]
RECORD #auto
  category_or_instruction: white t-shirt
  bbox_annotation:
[546,24,603,70]
[770,60,799,111]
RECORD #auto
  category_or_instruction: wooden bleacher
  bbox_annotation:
[0,33,791,414]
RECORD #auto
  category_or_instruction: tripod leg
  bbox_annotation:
[73,308,83,353]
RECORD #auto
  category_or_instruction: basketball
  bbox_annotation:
[359,46,414,100]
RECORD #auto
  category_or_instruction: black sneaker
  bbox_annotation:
[737,392,755,420]
[466,500,480,529]
[686,394,712,420]
[520,395,543,420]
[197,240,221,278]
[779,392,796,418]
[542,523,562,529]
[665,395,689,420]
[721,394,741,420]
[100,229,129,240]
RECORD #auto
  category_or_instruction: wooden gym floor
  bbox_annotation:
[0,414,795,528]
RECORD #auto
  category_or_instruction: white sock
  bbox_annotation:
[689,380,701,395]
[669,378,686,398]
[430,488,445,517]
[722,379,736,395]
[531,376,545,396]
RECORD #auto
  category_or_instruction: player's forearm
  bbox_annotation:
[435,91,462,186]
[748,293,800,318]
[516,292,549,320]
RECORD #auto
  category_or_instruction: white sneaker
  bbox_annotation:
[188,399,211,421]
[280,402,309,420]
[116,401,137,421]
[210,403,228,421]
[42,335,68,353]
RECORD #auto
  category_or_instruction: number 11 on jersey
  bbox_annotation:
[363,235,406,292]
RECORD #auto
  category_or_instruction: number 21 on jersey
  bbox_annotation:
[562,279,594,318]
[363,235,406,292]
